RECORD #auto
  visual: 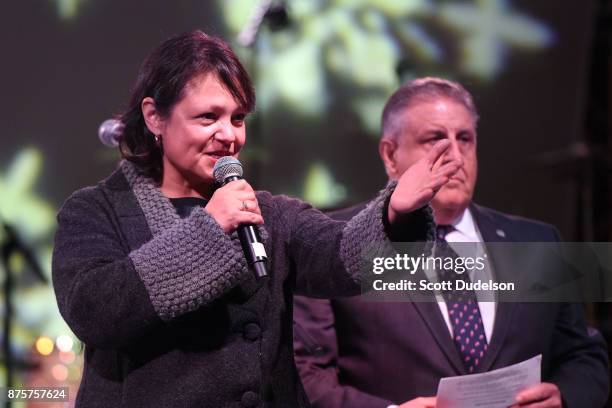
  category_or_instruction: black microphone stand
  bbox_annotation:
[1,218,47,408]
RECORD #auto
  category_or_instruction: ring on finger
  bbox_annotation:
[242,201,249,211]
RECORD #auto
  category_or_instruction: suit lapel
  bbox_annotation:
[470,204,518,372]
[405,263,466,374]
[411,301,466,374]
[334,203,466,373]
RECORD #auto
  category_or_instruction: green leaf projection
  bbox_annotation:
[222,0,553,113]
[219,0,554,206]
[0,149,79,387]
[438,0,555,78]
[51,0,88,20]
[0,149,55,240]
[303,162,347,207]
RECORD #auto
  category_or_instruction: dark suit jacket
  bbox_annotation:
[293,203,610,408]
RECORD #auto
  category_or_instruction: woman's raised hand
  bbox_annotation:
[205,179,264,233]
[388,140,462,223]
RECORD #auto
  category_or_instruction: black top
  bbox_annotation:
[169,197,208,218]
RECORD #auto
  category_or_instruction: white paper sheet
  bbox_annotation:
[436,355,541,408]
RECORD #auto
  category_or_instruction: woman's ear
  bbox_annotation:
[141,97,164,136]
[379,137,399,180]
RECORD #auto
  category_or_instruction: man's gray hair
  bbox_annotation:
[381,77,479,140]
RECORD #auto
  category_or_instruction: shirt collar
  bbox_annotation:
[449,207,479,241]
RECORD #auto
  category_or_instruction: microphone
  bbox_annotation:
[98,119,124,147]
[213,156,268,278]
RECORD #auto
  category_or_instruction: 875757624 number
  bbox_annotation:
[2,387,69,402]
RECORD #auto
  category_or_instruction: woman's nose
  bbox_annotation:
[214,121,237,144]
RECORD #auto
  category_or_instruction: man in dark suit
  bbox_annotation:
[293,77,609,408]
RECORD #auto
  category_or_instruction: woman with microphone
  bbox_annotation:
[52,30,460,407]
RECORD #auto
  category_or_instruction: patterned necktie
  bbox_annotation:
[435,225,488,373]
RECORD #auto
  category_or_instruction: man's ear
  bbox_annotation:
[379,137,399,180]
[141,97,164,136]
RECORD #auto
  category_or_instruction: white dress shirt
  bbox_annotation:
[389,209,497,408]
[429,208,496,341]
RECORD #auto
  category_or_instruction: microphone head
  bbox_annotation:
[213,156,243,184]
[98,119,124,147]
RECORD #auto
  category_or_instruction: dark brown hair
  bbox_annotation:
[119,30,255,181]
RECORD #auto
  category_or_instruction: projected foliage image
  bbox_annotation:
[219,0,554,207]
[0,150,82,403]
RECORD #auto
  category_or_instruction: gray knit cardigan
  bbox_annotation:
[52,161,434,408]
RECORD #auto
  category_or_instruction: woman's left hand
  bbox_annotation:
[388,140,462,223]
[205,179,264,234]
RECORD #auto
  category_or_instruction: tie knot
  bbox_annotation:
[436,225,454,241]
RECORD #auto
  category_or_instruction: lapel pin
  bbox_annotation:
[495,229,506,238]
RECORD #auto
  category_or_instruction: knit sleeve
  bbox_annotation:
[129,207,250,321]
[286,183,434,298]
[53,189,161,349]
[340,181,435,282]
[52,187,251,350]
